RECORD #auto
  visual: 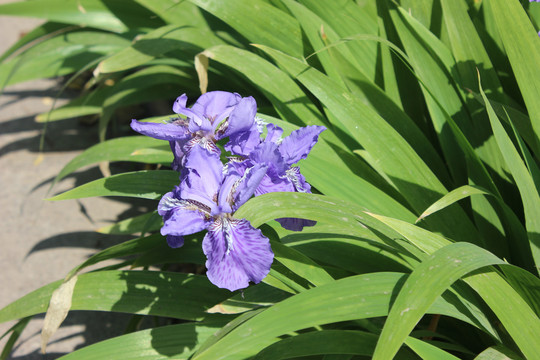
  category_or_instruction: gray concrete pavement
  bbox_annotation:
[0,8,147,359]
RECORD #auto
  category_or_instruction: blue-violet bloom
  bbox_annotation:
[131,91,257,171]
[230,124,326,231]
[158,146,272,291]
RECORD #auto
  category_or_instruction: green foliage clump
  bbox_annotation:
[1,0,540,359]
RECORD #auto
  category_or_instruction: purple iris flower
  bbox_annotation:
[131,91,257,171]
[229,124,326,231]
[157,146,273,291]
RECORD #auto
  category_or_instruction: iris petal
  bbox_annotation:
[276,218,317,232]
[217,96,257,140]
[279,125,326,166]
[191,91,241,125]
[172,94,202,122]
[225,122,262,156]
[130,119,190,141]
[160,205,210,237]
[166,235,185,248]
[203,218,273,291]
[180,147,223,210]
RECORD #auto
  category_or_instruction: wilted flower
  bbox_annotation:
[158,146,273,291]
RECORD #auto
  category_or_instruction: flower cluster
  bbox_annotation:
[131,91,325,291]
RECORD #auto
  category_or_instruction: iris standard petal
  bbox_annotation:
[191,91,241,125]
[265,123,283,143]
[130,119,191,141]
[188,117,213,133]
[216,96,257,140]
[230,163,268,210]
[172,94,202,122]
[225,122,262,156]
[203,218,273,291]
[278,125,326,166]
[250,141,288,176]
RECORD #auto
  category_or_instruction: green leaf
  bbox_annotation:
[0,0,164,32]
[255,45,479,244]
[54,136,169,184]
[489,0,540,150]
[364,213,540,359]
[0,317,31,360]
[479,79,540,272]
[372,242,505,360]
[48,170,179,201]
[96,24,224,74]
[298,0,378,81]
[0,31,128,86]
[270,241,334,287]
[0,21,68,62]
[280,2,449,184]
[474,345,524,360]
[57,321,227,360]
[254,330,414,360]
[96,211,161,235]
[189,0,302,57]
[389,4,469,184]
[67,234,164,278]
[261,116,416,222]
[439,0,503,99]
[281,223,416,274]
[191,272,496,360]
[0,271,231,323]
[465,269,540,360]
[98,65,196,140]
[417,185,489,223]
[404,336,461,360]
[207,283,290,315]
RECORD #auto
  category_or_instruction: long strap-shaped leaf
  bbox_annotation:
[191,272,487,360]
[244,46,479,244]
[53,136,169,184]
[189,0,302,57]
[48,170,179,201]
[0,271,230,323]
[57,321,227,360]
[368,214,540,359]
[372,242,505,360]
[254,330,416,360]
[480,79,540,273]
[0,0,164,33]
[489,0,540,149]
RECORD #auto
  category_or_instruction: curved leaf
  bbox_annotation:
[54,136,170,184]
[373,242,505,360]
[58,321,227,360]
[0,271,231,323]
[417,185,490,223]
[191,272,496,360]
[48,170,179,201]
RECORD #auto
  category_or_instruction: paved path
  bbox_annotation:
[0,7,144,359]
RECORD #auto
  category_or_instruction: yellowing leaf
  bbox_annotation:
[40,275,78,353]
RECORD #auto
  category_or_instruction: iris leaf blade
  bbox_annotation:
[48,170,179,201]
[372,242,505,360]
